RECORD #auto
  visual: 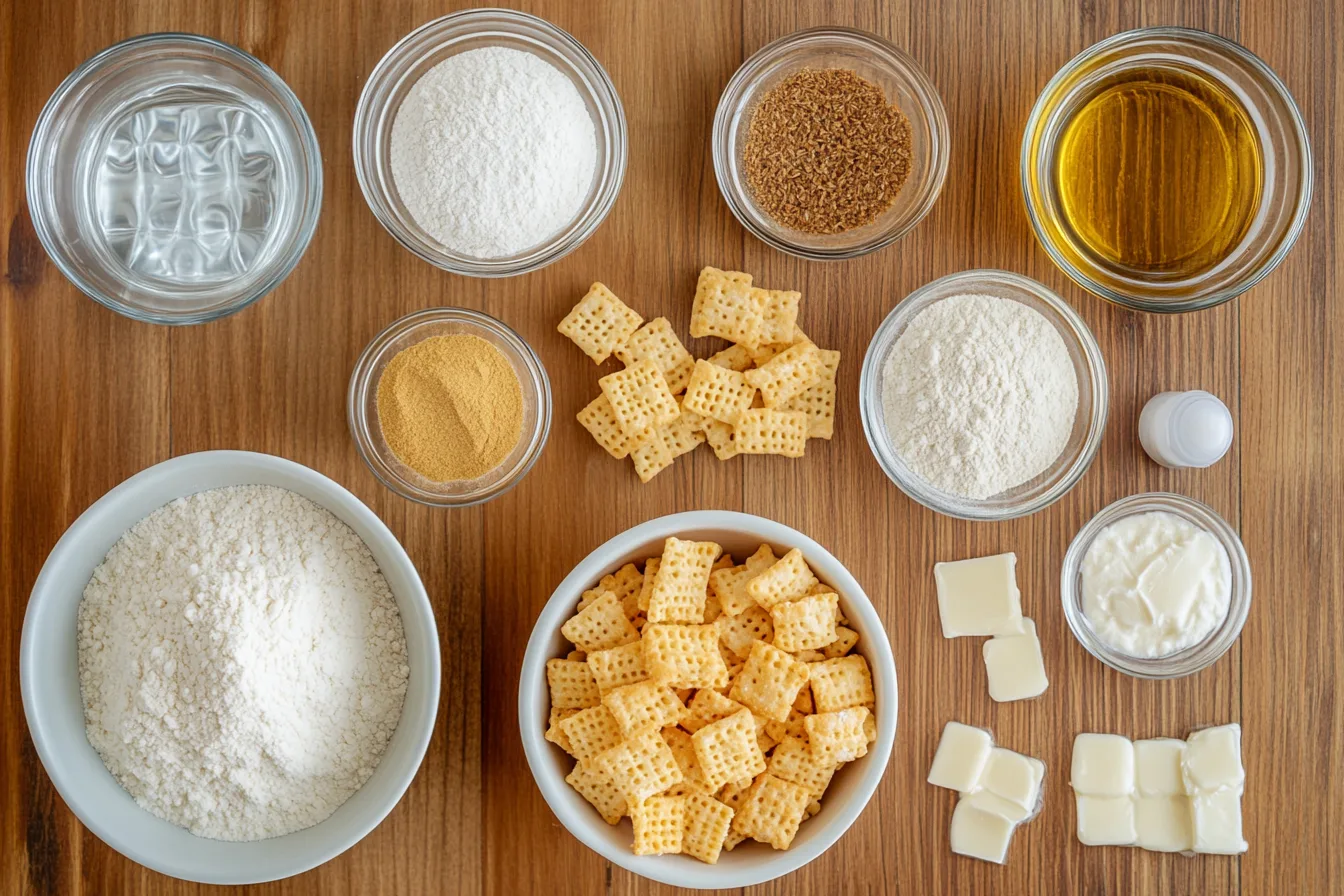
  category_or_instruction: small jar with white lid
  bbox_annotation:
[1138,390,1233,469]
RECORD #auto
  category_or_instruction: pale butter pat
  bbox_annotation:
[1070,733,1135,797]
[949,799,1015,864]
[934,553,1023,638]
[962,788,1032,824]
[1135,796,1194,852]
[1075,795,1137,846]
[1134,738,1187,796]
[982,618,1048,702]
[1192,791,1248,854]
[1182,724,1244,794]
[979,747,1045,814]
[928,721,994,792]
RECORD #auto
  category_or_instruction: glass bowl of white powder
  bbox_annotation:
[859,269,1108,520]
[1060,492,1252,679]
[353,9,626,277]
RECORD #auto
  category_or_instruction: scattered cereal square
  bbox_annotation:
[807,655,875,712]
[806,707,871,764]
[547,658,601,709]
[690,266,762,348]
[702,420,740,460]
[771,591,840,652]
[707,343,755,372]
[647,537,721,624]
[643,623,730,689]
[682,790,735,864]
[562,591,640,653]
[558,282,643,363]
[744,341,823,408]
[577,394,654,460]
[595,728,685,805]
[566,758,628,824]
[559,705,626,761]
[682,360,758,425]
[586,639,648,693]
[731,773,811,850]
[660,402,707,460]
[600,359,681,438]
[602,679,687,735]
[747,548,820,610]
[631,434,674,483]
[730,640,811,722]
[716,604,775,659]
[752,287,801,345]
[692,709,768,791]
[630,795,686,856]
[768,735,839,801]
[779,348,839,439]
[614,317,696,394]
[734,408,809,458]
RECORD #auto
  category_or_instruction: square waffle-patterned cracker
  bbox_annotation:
[807,655,875,712]
[710,544,778,616]
[744,341,823,408]
[599,359,680,438]
[594,728,684,805]
[770,592,839,653]
[716,605,775,659]
[779,348,839,439]
[822,625,860,659]
[752,287,801,345]
[614,317,696,395]
[558,282,643,363]
[702,420,740,460]
[731,773,811,850]
[661,726,711,794]
[547,658,601,709]
[646,537,720,624]
[602,679,687,735]
[631,435,674,483]
[682,789,735,864]
[630,795,686,856]
[660,402,706,459]
[768,735,838,801]
[682,688,750,734]
[682,360,757,426]
[566,758,628,824]
[692,708,768,791]
[577,394,654,460]
[733,408,809,458]
[707,343,755,372]
[730,640,810,722]
[558,705,626,761]
[561,591,640,653]
[586,639,648,693]
[643,623,730,689]
[690,266,762,348]
[746,548,820,610]
[546,707,580,756]
[805,707,871,764]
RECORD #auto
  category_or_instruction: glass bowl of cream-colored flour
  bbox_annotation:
[353,9,627,277]
[859,269,1109,521]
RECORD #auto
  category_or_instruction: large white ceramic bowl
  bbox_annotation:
[518,511,898,888]
[19,451,441,884]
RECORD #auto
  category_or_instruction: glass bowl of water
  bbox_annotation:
[26,33,323,325]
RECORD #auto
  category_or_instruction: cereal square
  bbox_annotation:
[730,640,810,722]
[643,623,730,689]
[614,317,696,394]
[630,795,685,856]
[586,639,648,693]
[768,735,839,801]
[702,420,741,460]
[692,709,767,791]
[683,688,750,733]
[752,287,801,345]
[682,360,758,425]
[710,544,779,616]
[545,707,580,756]
[806,707,871,764]
[599,359,681,438]
[690,266,762,348]
[661,726,710,793]
[682,790,735,864]
[771,591,839,652]
[779,348,839,439]
[566,758,628,824]
[747,548,820,610]
[631,435,674,483]
[595,728,684,804]
[558,705,626,761]
[603,680,687,735]
[707,343,755,372]
[734,408,809,458]
[822,625,860,659]
[577,394,654,459]
[547,658,601,709]
[561,591,640,653]
[807,655,875,712]
[744,341,823,408]
[716,604,775,659]
[660,402,707,459]
[731,773,811,850]
[557,282,643,363]
[647,537,721,624]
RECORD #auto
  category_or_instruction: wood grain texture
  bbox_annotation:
[1,1,1338,894]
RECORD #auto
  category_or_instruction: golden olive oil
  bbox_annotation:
[1052,65,1262,277]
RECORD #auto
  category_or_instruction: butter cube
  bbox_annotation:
[928,721,994,792]
[1135,796,1195,852]
[962,788,1032,824]
[933,553,1023,638]
[1192,791,1247,854]
[1182,724,1244,794]
[982,618,1049,702]
[1134,738,1187,796]
[1075,795,1137,846]
[1070,733,1135,797]
[980,747,1045,814]
[950,799,1015,864]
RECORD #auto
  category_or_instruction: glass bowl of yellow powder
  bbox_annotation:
[348,308,551,506]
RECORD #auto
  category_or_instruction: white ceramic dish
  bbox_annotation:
[518,511,898,889]
[19,451,441,884]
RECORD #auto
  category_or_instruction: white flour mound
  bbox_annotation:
[881,294,1079,500]
[78,485,409,841]
[390,46,597,258]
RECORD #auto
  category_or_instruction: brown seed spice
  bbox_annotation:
[743,68,913,235]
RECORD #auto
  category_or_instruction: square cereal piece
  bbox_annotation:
[768,735,839,801]
[792,683,814,714]
[545,707,580,756]
[771,592,839,652]
[557,282,643,363]
[561,591,640,653]
[600,359,680,438]
[744,341,823,408]
[779,348,839,440]
[558,705,626,761]
[577,394,653,460]
[599,563,644,604]
[690,266,761,348]
[566,758,628,824]
[631,435,674,483]
[682,360,757,425]
[662,726,710,793]
[747,548,820,610]
[713,553,735,571]
[683,688,750,733]
[614,317,696,394]
[734,408,809,458]
[630,795,686,856]
[647,537,721,624]
[934,552,1024,638]
[637,557,660,612]
[752,287,801,345]
[586,639,648,693]
[807,655,875,712]
[682,790,735,864]
[660,402,707,460]
[806,707,871,764]
[717,776,755,811]
[717,604,775,659]
[594,728,684,805]
[822,625,860,659]
[702,420,740,460]
[708,343,755,372]
[602,680,687,735]
[731,773,811,850]
[730,640,811,722]
[643,623,730,689]
[723,829,747,852]
[692,708,767,791]
[547,658,601,709]
[711,544,779,616]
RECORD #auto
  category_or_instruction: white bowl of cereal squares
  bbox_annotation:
[20,451,441,883]
[518,510,897,888]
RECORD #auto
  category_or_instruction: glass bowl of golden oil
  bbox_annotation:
[1022,27,1311,313]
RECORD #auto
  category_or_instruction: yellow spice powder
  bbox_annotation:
[376,334,523,482]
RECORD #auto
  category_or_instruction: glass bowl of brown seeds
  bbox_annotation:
[712,27,949,260]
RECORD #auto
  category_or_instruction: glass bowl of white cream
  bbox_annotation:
[1061,493,1251,679]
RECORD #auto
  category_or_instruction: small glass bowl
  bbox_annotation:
[1061,493,1252,679]
[352,9,627,277]
[1022,27,1312,313]
[26,33,322,325]
[859,270,1109,521]
[347,308,551,507]
[712,27,949,260]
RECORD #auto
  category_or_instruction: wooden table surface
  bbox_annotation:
[2,1,1339,893]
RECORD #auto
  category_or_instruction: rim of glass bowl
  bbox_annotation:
[347,307,552,507]
[1060,492,1252,679]
[711,26,950,260]
[1020,26,1313,314]
[859,269,1109,521]
[25,32,323,326]
[352,9,627,278]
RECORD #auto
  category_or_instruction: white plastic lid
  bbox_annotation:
[1172,392,1234,468]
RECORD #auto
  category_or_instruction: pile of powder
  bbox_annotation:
[376,333,524,482]
[78,485,409,841]
[880,294,1079,499]
[389,46,597,258]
